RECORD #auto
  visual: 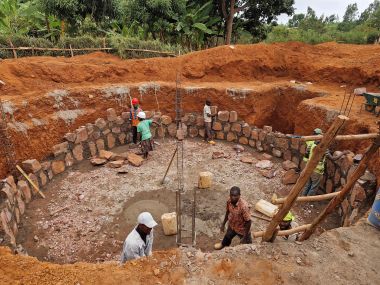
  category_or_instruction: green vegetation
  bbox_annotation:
[0,0,379,59]
[267,1,380,44]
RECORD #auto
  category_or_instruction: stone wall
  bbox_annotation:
[0,108,377,245]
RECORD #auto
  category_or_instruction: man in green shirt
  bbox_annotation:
[137,112,156,159]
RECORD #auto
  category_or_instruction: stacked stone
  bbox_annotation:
[0,108,377,245]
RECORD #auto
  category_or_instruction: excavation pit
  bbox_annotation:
[16,139,341,264]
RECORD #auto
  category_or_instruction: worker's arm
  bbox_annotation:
[327,150,350,161]
[220,208,229,233]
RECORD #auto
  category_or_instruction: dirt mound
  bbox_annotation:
[1,42,380,99]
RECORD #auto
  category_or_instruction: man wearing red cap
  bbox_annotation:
[130,98,142,144]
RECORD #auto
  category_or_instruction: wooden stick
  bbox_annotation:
[161,147,178,184]
[16,165,45,199]
[254,224,311,238]
[299,134,380,241]
[300,133,378,142]
[69,44,74,57]
[262,115,349,242]
[271,192,340,205]
[8,39,17,59]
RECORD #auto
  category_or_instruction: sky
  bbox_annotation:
[277,0,375,24]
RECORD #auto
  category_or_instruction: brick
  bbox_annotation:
[22,159,41,173]
[168,123,177,137]
[239,137,248,145]
[18,180,31,203]
[189,127,198,138]
[95,118,107,130]
[283,150,292,161]
[107,134,116,149]
[39,171,48,186]
[242,124,251,137]
[282,169,299,185]
[229,111,238,123]
[52,160,65,175]
[118,133,127,145]
[72,144,84,161]
[282,160,297,171]
[251,129,259,140]
[65,152,75,166]
[226,132,237,142]
[248,140,255,148]
[196,116,204,127]
[263,126,272,132]
[272,148,282,158]
[275,137,289,151]
[218,111,229,122]
[213,121,222,131]
[115,116,124,125]
[216,132,225,140]
[107,108,117,122]
[75,127,88,144]
[88,141,97,157]
[231,123,242,133]
[64,132,76,142]
[52,142,69,157]
[96,139,105,152]
[161,115,172,125]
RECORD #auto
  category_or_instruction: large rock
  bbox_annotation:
[161,115,172,125]
[95,118,107,130]
[189,127,198,138]
[22,159,41,173]
[238,137,248,145]
[255,160,273,169]
[229,111,238,123]
[213,121,222,131]
[251,129,259,140]
[52,142,69,157]
[275,137,289,151]
[226,132,237,142]
[241,156,254,164]
[167,123,177,137]
[282,160,297,171]
[115,116,124,125]
[107,160,125,168]
[233,144,245,152]
[218,111,229,122]
[65,152,75,166]
[242,124,251,137]
[350,183,366,205]
[72,144,83,161]
[212,152,225,159]
[263,126,272,133]
[107,133,116,149]
[272,148,282,158]
[91,158,107,166]
[231,123,242,133]
[282,169,299,185]
[18,180,31,203]
[259,169,277,179]
[99,150,114,160]
[196,116,204,127]
[88,141,97,157]
[75,127,88,144]
[107,108,117,122]
[39,172,48,186]
[127,152,144,167]
[224,123,231,132]
[52,160,65,175]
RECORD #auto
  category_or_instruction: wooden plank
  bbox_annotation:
[300,133,378,142]
[16,165,45,199]
[262,115,349,242]
[271,192,340,205]
[253,224,311,238]
[299,134,380,241]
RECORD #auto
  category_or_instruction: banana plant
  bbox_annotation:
[0,0,44,36]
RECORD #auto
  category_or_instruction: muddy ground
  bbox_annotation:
[17,138,339,264]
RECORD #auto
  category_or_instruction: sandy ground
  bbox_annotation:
[16,138,341,264]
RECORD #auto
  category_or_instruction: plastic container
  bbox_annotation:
[367,187,380,230]
[161,212,177,236]
[198,171,213,189]
[255,199,278,217]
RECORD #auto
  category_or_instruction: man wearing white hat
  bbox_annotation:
[120,212,158,263]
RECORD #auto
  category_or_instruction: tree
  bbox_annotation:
[288,13,305,27]
[359,0,380,22]
[298,7,326,34]
[219,0,294,45]
[338,3,359,31]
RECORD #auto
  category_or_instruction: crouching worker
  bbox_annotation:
[120,212,158,263]
[279,212,299,241]
[137,111,158,159]
[214,186,252,250]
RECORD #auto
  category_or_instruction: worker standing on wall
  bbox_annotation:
[203,100,216,145]
[302,128,347,196]
[130,98,142,144]
[214,186,252,250]
[120,212,158,263]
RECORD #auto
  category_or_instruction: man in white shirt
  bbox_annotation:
[203,100,215,144]
[120,212,158,263]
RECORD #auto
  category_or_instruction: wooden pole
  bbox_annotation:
[262,115,349,242]
[16,165,45,198]
[8,40,17,59]
[161,147,178,184]
[271,192,340,205]
[300,133,378,142]
[253,224,311,238]
[299,134,380,241]
[69,44,74,57]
